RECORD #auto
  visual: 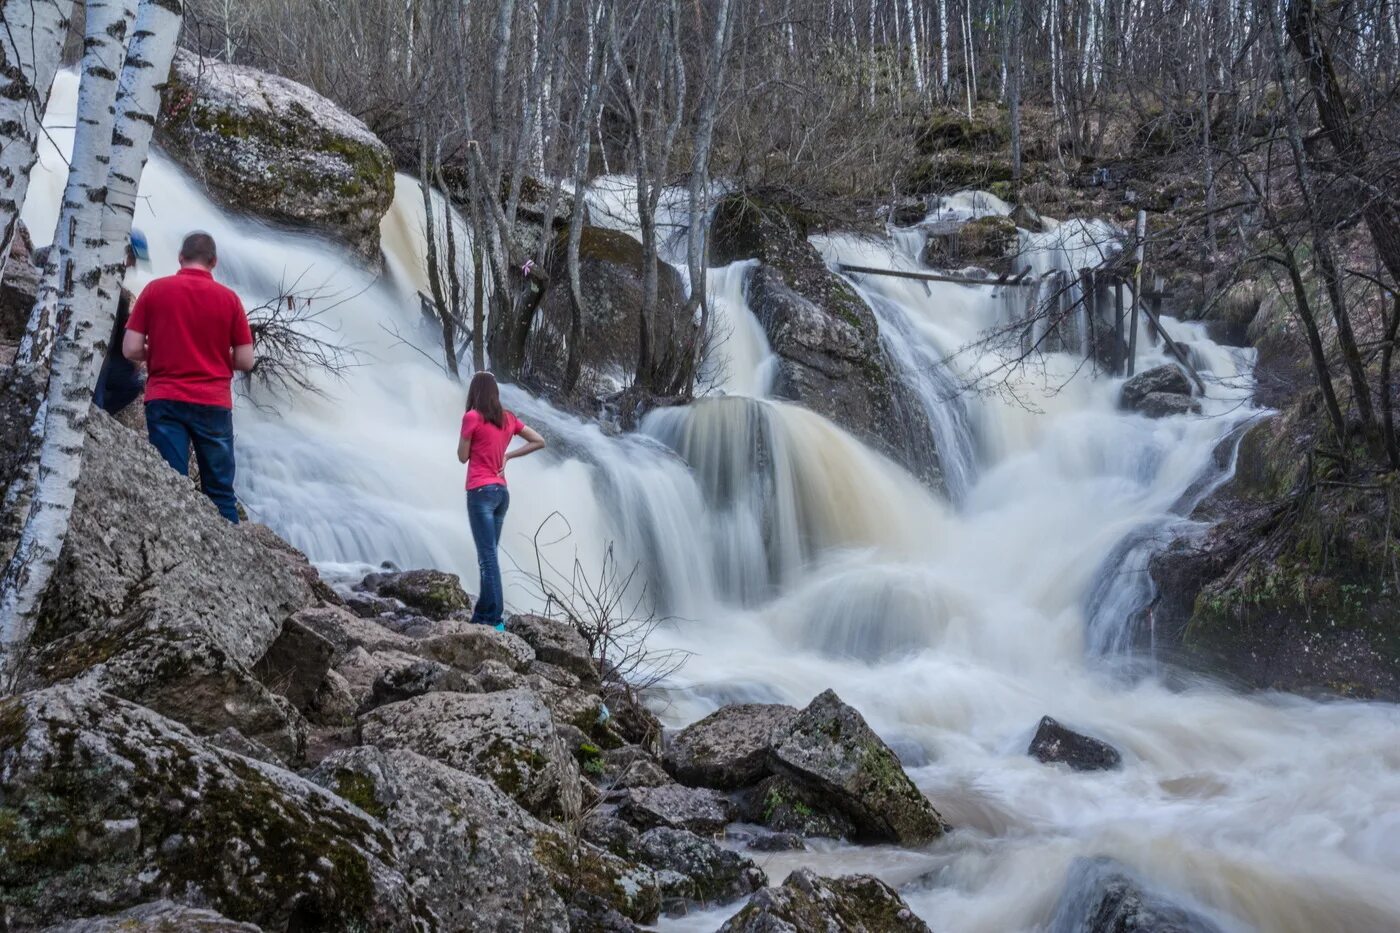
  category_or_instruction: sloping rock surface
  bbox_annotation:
[664,703,797,790]
[718,868,931,933]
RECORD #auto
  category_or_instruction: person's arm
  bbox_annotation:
[457,434,472,464]
[457,411,475,464]
[122,328,148,362]
[504,424,546,463]
[231,343,255,372]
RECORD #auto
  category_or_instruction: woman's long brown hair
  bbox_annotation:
[466,371,505,428]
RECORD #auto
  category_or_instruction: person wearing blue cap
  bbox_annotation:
[93,232,149,416]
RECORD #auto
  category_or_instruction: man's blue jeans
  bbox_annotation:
[467,484,510,626]
[145,399,240,523]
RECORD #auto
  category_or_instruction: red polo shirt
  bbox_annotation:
[126,267,252,409]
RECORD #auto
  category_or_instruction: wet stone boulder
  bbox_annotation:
[508,613,599,685]
[719,868,931,933]
[1028,716,1123,772]
[524,226,695,405]
[310,746,572,932]
[39,902,262,932]
[357,688,578,817]
[663,702,798,790]
[633,827,767,912]
[158,50,395,261]
[1050,858,1225,933]
[738,774,859,840]
[358,568,472,620]
[28,410,316,760]
[1120,365,1200,418]
[768,690,948,845]
[921,214,1020,274]
[0,685,429,931]
[617,783,735,836]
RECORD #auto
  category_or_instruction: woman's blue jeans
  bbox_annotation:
[467,484,510,626]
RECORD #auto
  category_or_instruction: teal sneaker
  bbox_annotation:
[494,622,506,633]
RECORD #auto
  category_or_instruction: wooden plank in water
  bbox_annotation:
[838,264,1037,287]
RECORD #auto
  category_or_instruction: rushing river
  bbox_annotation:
[25,73,1400,932]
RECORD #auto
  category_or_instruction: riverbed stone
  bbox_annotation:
[1028,716,1123,771]
[768,689,948,845]
[1050,857,1224,933]
[357,688,577,817]
[1120,364,1194,413]
[0,685,429,931]
[718,868,931,933]
[663,703,798,789]
[617,783,734,835]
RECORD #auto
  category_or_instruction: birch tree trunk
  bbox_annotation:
[0,0,153,648]
[0,0,76,280]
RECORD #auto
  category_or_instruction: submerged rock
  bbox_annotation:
[719,868,931,933]
[663,702,798,790]
[28,410,316,760]
[158,50,394,261]
[357,688,578,817]
[1049,858,1224,933]
[0,685,428,931]
[1028,717,1123,771]
[768,689,948,845]
[309,746,572,932]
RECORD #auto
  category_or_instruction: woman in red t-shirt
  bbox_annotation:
[457,372,546,629]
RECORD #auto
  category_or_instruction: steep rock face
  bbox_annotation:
[157,50,395,261]
[708,192,940,486]
[523,227,695,406]
[309,746,572,932]
[28,410,317,759]
[357,688,578,817]
[0,685,429,932]
[768,690,947,845]
[718,868,931,933]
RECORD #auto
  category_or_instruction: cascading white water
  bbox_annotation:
[26,71,1400,933]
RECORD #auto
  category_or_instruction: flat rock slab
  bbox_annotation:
[1028,716,1122,772]
[718,868,931,933]
[357,688,574,817]
[618,783,734,836]
[664,703,798,789]
[0,685,427,931]
[769,689,947,845]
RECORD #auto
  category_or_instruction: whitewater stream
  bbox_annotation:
[25,74,1400,932]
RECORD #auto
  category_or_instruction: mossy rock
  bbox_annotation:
[0,685,428,931]
[914,108,1009,154]
[719,868,930,932]
[158,50,395,262]
[905,152,1014,195]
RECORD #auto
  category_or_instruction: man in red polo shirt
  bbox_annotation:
[123,232,254,523]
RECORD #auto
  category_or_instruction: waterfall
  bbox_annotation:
[25,71,1400,933]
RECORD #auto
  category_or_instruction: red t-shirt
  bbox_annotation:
[126,267,252,409]
[461,409,525,489]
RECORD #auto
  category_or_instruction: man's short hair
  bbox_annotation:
[179,232,217,266]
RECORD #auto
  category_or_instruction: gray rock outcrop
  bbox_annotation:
[29,410,317,759]
[358,568,472,619]
[663,703,798,790]
[617,783,735,835]
[157,50,395,261]
[1120,365,1200,418]
[40,902,262,932]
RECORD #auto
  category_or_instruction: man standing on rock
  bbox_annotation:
[122,232,254,523]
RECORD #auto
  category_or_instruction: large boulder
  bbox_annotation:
[27,410,316,760]
[1120,365,1196,413]
[309,746,572,932]
[507,613,599,684]
[157,50,395,261]
[357,688,578,817]
[417,625,536,673]
[663,703,798,790]
[768,690,947,845]
[0,685,430,931]
[921,214,1020,274]
[707,192,940,485]
[718,868,931,933]
[1028,716,1123,772]
[616,783,734,836]
[523,226,695,405]
[1049,858,1224,933]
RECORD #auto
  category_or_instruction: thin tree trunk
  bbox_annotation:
[1,0,144,649]
[0,0,76,280]
[1009,0,1023,184]
[420,134,458,378]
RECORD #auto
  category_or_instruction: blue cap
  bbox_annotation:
[128,228,150,261]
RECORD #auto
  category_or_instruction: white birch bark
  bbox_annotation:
[0,0,145,649]
[905,0,924,94]
[0,0,76,279]
[939,0,950,92]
